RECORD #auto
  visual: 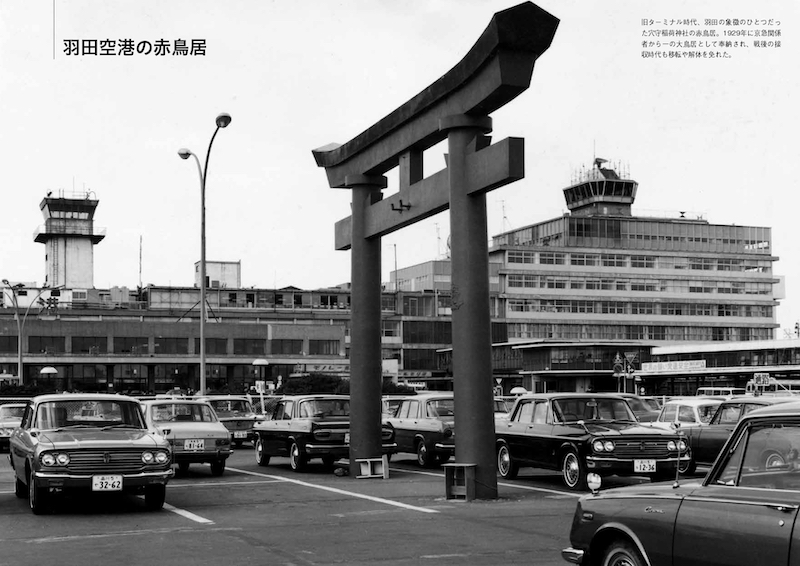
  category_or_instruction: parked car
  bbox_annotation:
[496,393,690,490]
[650,397,723,431]
[0,403,26,451]
[493,397,511,422]
[617,393,660,422]
[141,399,231,476]
[196,395,259,447]
[384,393,456,467]
[562,400,800,566]
[253,394,396,472]
[8,393,173,514]
[678,395,797,474]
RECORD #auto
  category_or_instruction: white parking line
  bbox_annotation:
[163,502,215,524]
[227,467,439,514]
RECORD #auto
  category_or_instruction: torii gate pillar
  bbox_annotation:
[442,115,497,498]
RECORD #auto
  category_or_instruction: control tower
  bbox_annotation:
[563,158,638,217]
[34,191,105,289]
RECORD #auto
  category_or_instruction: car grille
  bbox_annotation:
[608,438,675,459]
[62,450,155,474]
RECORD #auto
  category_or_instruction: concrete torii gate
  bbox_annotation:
[313,2,558,498]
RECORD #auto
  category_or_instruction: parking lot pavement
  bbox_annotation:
[0,449,582,565]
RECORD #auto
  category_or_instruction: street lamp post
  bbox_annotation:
[2,280,61,384]
[178,113,232,396]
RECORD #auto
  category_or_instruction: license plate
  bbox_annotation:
[233,431,248,438]
[184,439,204,451]
[344,433,350,445]
[634,459,657,473]
[92,475,122,491]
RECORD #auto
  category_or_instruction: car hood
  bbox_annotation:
[36,428,163,448]
[581,421,679,436]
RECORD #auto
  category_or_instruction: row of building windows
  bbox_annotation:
[506,323,772,342]
[507,250,771,272]
[0,336,341,356]
[507,299,773,318]
[506,274,772,295]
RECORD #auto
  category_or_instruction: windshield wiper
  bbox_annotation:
[101,424,141,431]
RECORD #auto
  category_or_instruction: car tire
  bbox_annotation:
[15,475,27,499]
[763,450,786,469]
[289,441,307,472]
[679,458,696,475]
[210,460,225,476]
[144,484,166,511]
[497,443,519,480]
[177,462,190,474]
[601,539,645,566]
[28,469,48,515]
[416,439,434,468]
[255,437,270,467]
[561,449,588,490]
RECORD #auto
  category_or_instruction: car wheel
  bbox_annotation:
[255,437,270,467]
[601,539,645,566]
[497,443,519,479]
[764,450,786,469]
[177,462,190,474]
[289,441,307,472]
[144,484,166,511]
[679,458,696,475]
[15,475,27,499]
[561,449,588,490]
[416,439,434,468]
[28,469,48,515]
[210,460,225,476]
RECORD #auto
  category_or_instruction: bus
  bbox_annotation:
[744,377,800,396]
[696,386,746,398]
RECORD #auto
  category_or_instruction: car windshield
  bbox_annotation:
[624,397,648,412]
[35,399,145,429]
[150,403,217,423]
[426,399,454,418]
[0,405,25,419]
[298,398,349,418]
[209,400,253,414]
[494,399,510,413]
[553,397,636,422]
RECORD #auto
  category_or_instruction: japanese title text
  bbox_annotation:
[63,39,207,56]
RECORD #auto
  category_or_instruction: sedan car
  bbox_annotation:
[141,399,231,476]
[196,395,260,447]
[650,397,722,431]
[496,393,689,490]
[0,403,26,451]
[253,394,396,472]
[8,393,173,514]
[679,395,796,474]
[617,393,660,422]
[384,393,456,467]
[562,400,800,566]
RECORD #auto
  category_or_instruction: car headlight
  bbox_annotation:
[155,451,169,464]
[41,452,70,466]
[592,440,605,452]
[443,428,454,439]
[142,451,154,464]
[679,440,688,452]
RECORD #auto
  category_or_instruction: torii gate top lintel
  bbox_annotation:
[312,2,559,189]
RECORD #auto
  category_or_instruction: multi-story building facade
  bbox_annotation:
[0,162,783,395]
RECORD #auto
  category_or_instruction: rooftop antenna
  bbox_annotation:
[435,223,441,258]
[139,235,143,289]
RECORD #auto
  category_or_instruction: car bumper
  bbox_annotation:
[304,442,398,456]
[173,450,231,464]
[434,442,455,455]
[34,469,174,489]
[561,547,584,564]
[586,454,690,474]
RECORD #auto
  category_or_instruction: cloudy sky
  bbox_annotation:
[1,0,798,332]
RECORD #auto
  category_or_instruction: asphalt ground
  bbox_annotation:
[0,446,681,566]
